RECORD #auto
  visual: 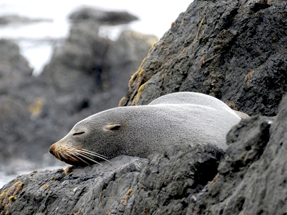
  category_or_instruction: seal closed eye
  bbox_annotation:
[73,131,85,136]
[49,92,241,166]
[104,124,121,130]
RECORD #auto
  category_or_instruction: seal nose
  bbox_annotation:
[49,144,55,156]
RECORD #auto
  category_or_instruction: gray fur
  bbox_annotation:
[57,92,241,162]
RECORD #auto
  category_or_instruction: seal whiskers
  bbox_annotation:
[60,152,68,160]
[70,154,90,166]
[75,153,101,165]
[73,148,111,164]
[76,148,110,162]
[50,142,110,165]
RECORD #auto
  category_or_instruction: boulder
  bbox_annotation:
[0,40,54,172]
[0,39,32,92]
[193,96,287,215]
[0,145,224,214]
[41,18,157,113]
[69,7,138,25]
[121,0,287,116]
[0,76,67,172]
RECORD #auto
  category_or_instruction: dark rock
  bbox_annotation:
[0,145,224,215]
[0,15,52,26]
[101,30,158,109]
[41,21,110,101]
[0,39,32,91]
[0,41,72,171]
[192,95,287,215]
[69,7,138,25]
[0,40,48,171]
[0,97,30,167]
[41,21,157,113]
[121,0,287,117]
[0,76,67,172]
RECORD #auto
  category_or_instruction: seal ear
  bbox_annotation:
[104,124,121,131]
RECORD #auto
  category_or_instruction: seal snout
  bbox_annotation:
[49,144,56,156]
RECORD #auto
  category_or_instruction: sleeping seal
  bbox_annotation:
[49,92,241,166]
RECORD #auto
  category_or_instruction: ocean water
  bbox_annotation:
[0,0,192,188]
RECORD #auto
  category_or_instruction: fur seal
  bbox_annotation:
[49,92,241,166]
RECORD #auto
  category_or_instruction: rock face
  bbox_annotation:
[103,30,159,108]
[0,40,43,172]
[121,0,287,117]
[193,97,287,215]
[0,40,32,91]
[0,145,224,215]
[1,0,287,214]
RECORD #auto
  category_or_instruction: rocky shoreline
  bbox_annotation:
[1,0,287,214]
